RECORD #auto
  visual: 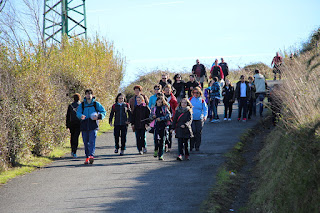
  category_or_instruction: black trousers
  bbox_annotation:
[70,127,80,154]
[178,138,189,156]
[247,98,254,118]
[114,125,128,150]
[238,97,248,119]
[165,125,173,148]
[135,128,146,151]
[224,102,233,118]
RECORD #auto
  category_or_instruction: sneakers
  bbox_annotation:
[159,156,164,161]
[138,150,143,155]
[211,119,219,123]
[224,118,227,121]
[177,155,183,161]
[89,156,94,164]
[73,153,77,158]
[228,118,232,121]
[120,150,124,156]
[185,155,190,160]
[242,118,247,122]
[143,147,147,154]
[84,158,89,164]
[154,150,158,158]
[114,149,119,154]
[238,118,241,121]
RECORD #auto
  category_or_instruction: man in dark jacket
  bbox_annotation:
[192,59,207,89]
[185,74,201,98]
[159,73,173,89]
[219,58,229,80]
[234,75,250,122]
[210,59,224,81]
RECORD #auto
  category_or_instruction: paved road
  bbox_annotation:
[0,100,264,212]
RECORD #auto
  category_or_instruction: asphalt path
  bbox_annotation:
[0,82,277,212]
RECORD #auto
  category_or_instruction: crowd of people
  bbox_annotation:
[66,57,274,164]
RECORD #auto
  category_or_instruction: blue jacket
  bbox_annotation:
[209,82,221,99]
[148,94,157,109]
[77,97,106,131]
[189,97,208,120]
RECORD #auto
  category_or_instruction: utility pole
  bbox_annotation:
[43,0,87,44]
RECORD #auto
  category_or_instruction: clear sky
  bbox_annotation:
[87,0,319,85]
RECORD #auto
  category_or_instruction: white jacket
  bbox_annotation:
[254,73,266,93]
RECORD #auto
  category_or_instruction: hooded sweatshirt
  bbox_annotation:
[254,73,267,93]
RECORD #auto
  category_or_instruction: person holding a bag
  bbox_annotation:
[149,96,171,160]
[172,98,193,161]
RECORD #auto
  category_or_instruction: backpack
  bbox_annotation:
[69,103,80,123]
[82,101,98,112]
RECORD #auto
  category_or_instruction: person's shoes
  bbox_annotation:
[120,150,124,156]
[228,118,232,121]
[84,158,89,164]
[73,153,77,158]
[242,118,247,122]
[167,148,171,152]
[177,155,183,161]
[159,156,164,161]
[154,150,158,158]
[89,156,94,164]
[195,148,200,151]
[143,147,147,154]
[238,118,241,121]
[71,152,74,157]
[185,155,190,160]
[165,145,169,153]
[114,149,118,154]
[138,150,143,155]
[224,118,227,121]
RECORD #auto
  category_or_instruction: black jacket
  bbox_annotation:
[66,102,81,129]
[192,64,206,77]
[185,80,200,97]
[222,85,235,103]
[173,80,186,99]
[234,81,250,99]
[131,103,151,129]
[218,62,229,78]
[172,106,193,139]
[109,103,132,126]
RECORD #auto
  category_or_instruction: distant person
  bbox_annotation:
[204,80,213,121]
[192,59,207,89]
[253,69,268,117]
[66,93,81,158]
[189,87,208,151]
[159,73,173,90]
[247,76,256,119]
[109,93,132,156]
[234,75,249,122]
[163,84,178,152]
[172,98,193,161]
[149,84,162,109]
[210,59,224,81]
[219,58,229,80]
[209,77,221,123]
[129,85,149,111]
[271,52,283,80]
[185,74,201,98]
[149,97,171,160]
[131,95,150,155]
[77,89,106,164]
[172,74,186,103]
[222,79,235,121]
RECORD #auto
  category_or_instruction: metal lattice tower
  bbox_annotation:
[43,0,87,43]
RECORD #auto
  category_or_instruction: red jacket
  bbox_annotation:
[210,65,224,80]
[166,93,178,118]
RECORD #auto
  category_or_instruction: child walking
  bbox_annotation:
[149,97,171,160]
[109,93,131,156]
[172,98,193,161]
[222,79,235,121]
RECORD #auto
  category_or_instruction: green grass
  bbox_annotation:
[97,120,113,136]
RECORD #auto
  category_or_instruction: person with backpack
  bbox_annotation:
[77,89,106,164]
[149,96,171,160]
[131,95,151,155]
[253,69,268,117]
[219,58,229,81]
[189,87,208,151]
[192,59,207,89]
[109,93,132,156]
[209,77,221,123]
[222,79,235,121]
[66,93,81,158]
[172,98,193,161]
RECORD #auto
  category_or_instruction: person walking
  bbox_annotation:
[163,84,178,152]
[77,89,106,164]
[66,93,81,158]
[172,74,186,103]
[209,77,221,123]
[219,58,229,81]
[253,69,268,117]
[185,74,201,98]
[234,75,250,122]
[129,85,149,111]
[204,80,213,121]
[247,76,256,119]
[172,98,193,161]
[222,79,235,121]
[109,93,132,156]
[149,84,162,109]
[192,59,207,89]
[149,97,171,160]
[210,59,224,81]
[271,52,283,80]
[189,87,208,151]
[131,95,150,155]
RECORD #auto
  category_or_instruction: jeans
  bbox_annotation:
[135,129,146,151]
[135,130,147,151]
[190,120,204,150]
[155,127,166,157]
[114,125,127,150]
[256,93,265,116]
[82,130,97,157]
[210,98,219,119]
[238,97,248,119]
[178,138,189,156]
[70,127,80,154]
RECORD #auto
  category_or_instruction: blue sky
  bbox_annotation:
[87,0,319,84]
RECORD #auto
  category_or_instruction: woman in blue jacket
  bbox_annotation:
[77,89,106,164]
